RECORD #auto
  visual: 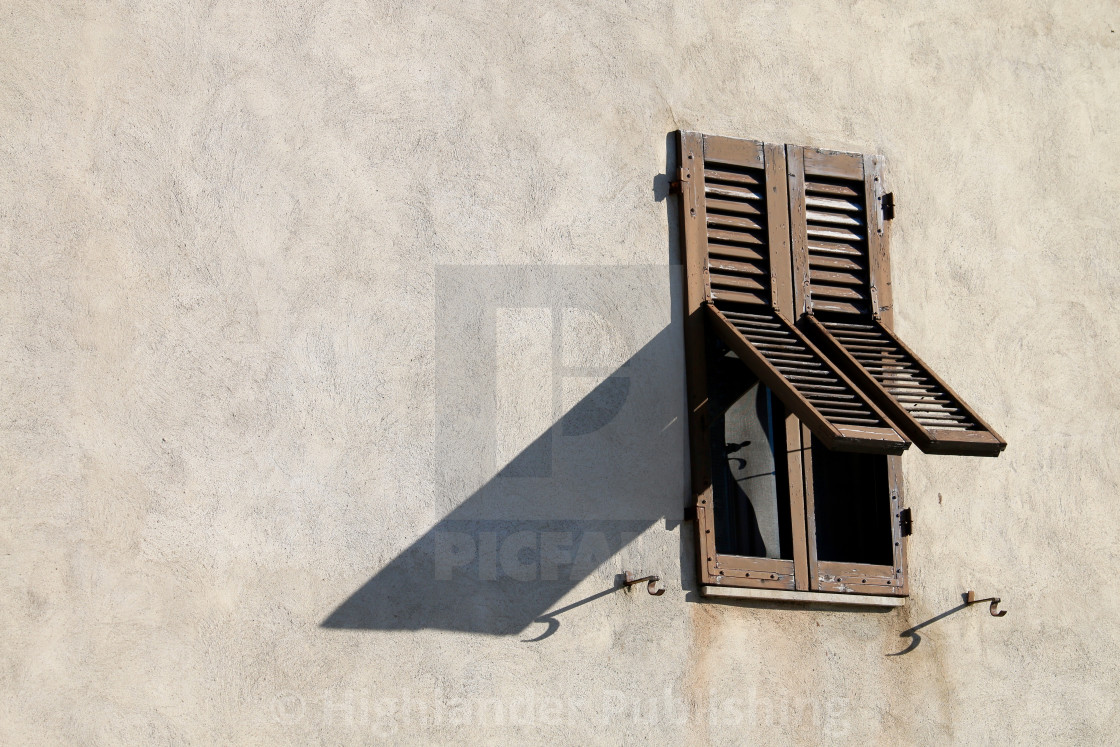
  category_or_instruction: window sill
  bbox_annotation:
[701,585,906,607]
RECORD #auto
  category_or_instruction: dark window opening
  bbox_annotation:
[810,436,893,566]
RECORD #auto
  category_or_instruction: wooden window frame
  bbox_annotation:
[788,145,908,596]
[680,134,813,591]
[678,130,1007,599]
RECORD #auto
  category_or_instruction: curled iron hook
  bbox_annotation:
[966,590,1007,617]
[624,572,665,596]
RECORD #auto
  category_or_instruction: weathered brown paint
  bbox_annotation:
[705,304,908,453]
[680,132,801,591]
[680,131,1005,599]
[804,316,1007,456]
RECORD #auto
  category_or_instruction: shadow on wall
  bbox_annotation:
[322,264,688,637]
[888,592,985,656]
[324,136,686,637]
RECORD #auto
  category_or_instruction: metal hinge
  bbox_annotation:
[881,192,895,221]
[669,165,692,195]
[899,507,913,537]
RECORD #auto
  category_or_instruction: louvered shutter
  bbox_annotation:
[787,145,1007,457]
[679,132,908,454]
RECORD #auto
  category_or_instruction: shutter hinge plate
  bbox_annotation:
[881,192,895,221]
[669,166,690,195]
[899,507,913,537]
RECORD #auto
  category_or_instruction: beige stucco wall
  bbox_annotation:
[3,1,1118,743]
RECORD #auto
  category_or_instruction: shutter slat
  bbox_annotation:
[886,385,941,394]
[706,197,762,216]
[744,330,799,342]
[811,285,868,301]
[909,411,968,421]
[705,184,763,201]
[812,299,869,315]
[853,355,910,365]
[786,374,837,385]
[708,212,765,232]
[810,269,864,286]
[807,240,864,257]
[711,274,766,292]
[809,255,866,271]
[708,243,766,262]
[805,180,861,198]
[759,351,815,361]
[777,366,827,376]
[816,401,870,411]
[895,395,953,404]
[722,310,779,323]
[753,341,809,353]
[708,228,765,245]
[845,343,901,353]
[782,369,836,380]
[803,392,858,401]
[805,194,861,212]
[807,225,864,242]
[710,288,768,306]
[806,210,864,227]
[709,257,766,276]
[704,167,762,186]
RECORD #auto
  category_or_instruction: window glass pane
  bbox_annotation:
[810,437,893,566]
[709,367,792,560]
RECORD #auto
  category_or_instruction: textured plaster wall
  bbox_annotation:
[2,1,1118,743]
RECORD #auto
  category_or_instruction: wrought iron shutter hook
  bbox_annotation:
[966,590,1007,617]
[624,572,665,596]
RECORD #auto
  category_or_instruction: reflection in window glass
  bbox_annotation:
[709,369,792,560]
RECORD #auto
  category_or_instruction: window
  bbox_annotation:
[676,132,1005,600]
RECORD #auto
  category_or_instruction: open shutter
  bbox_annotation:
[787,145,1007,457]
[679,132,908,455]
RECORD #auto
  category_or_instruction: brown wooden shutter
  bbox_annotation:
[787,145,1007,457]
[679,132,909,455]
